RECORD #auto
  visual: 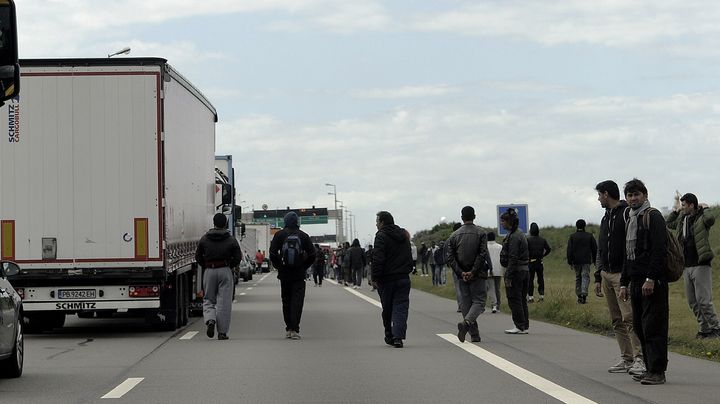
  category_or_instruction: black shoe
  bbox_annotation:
[641,372,666,385]
[217,333,228,340]
[393,338,403,348]
[384,336,394,346]
[206,320,216,338]
[457,321,469,343]
[470,335,481,343]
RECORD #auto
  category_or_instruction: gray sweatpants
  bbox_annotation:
[684,265,720,333]
[459,277,487,334]
[203,266,234,335]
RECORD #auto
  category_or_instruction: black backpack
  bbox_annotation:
[281,232,305,269]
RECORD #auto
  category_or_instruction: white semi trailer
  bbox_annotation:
[0,58,219,331]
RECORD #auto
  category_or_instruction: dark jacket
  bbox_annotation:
[666,207,715,266]
[269,217,316,281]
[621,208,668,285]
[371,224,413,282]
[313,248,326,272]
[195,228,242,268]
[433,245,446,266]
[501,229,529,277]
[567,230,597,266]
[348,245,366,270]
[594,201,627,283]
[527,223,551,261]
[445,223,490,279]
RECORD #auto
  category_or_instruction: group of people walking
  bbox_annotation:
[192,177,717,387]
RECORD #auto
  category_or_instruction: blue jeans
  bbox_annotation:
[433,265,443,286]
[573,264,591,297]
[377,276,411,340]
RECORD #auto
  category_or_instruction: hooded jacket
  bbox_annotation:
[666,207,715,266]
[269,212,316,281]
[195,228,242,268]
[371,224,413,282]
[348,240,366,271]
[594,201,628,283]
[567,229,597,266]
[527,223,552,261]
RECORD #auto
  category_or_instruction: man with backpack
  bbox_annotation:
[666,192,719,339]
[619,178,669,385]
[269,211,316,340]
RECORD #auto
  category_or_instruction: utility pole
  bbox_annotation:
[326,183,340,245]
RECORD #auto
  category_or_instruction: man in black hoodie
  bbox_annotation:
[195,213,242,340]
[269,212,316,339]
[527,222,551,303]
[567,219,597,304]
[372,211,413,348]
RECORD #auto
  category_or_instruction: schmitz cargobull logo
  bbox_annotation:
[7,95,19,143]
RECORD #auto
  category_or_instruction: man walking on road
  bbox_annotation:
[195,213,242,340]
[372,211,414,348]
[567,219,597,304]
[501,208,530,334]
[666,192,719,339]
[619,178,669,385]
[594,180,645,375]
[269,212,316,340]
[445,206,490,343]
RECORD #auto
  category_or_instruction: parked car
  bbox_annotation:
[0,260,24,378]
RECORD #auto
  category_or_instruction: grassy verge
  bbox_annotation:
[410,265,720,362]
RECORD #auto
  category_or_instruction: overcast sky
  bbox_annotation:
[19,1,720,245]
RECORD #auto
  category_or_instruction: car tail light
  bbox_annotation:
[15,288,24,300]
[128,285,160,298]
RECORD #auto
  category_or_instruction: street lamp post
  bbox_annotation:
[337,201,345,244]
[326,183,340,244]
[345,208,352,242]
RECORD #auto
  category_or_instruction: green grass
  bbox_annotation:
[411,206,720,362]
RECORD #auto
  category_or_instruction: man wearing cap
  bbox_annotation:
[269,212,316,339]
[666,192,719,339]
[445,206,490,343]
[195,213,242,340]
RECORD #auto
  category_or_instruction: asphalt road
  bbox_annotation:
[1,273,719,403]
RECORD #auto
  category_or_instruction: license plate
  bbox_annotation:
[58,289,96,299]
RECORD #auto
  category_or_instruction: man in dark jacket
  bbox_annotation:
[445,206,490,343]
[348,239,366,289]
[594,180,644,375]
[312,244,326,287]
[195,213,242,340]
[372,211,413,348]
[527,222,551,303]
[269,212,316,339]
[501,208,530,334]
[567,219,597,304]
[619,178,669,385]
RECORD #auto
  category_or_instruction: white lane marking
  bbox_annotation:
[437,334,597,404]
[246,287,254,291]
[179,331,198,340]
[343,285,382,308]
[253,284,259,287]
[239,292,247,296]
[101,377,144,399]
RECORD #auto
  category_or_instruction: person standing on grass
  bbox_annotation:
[567,219,597,304]
[594,180,645,375]
[269,212,316,340]
[486,231,504,313]
[501,208,530,334]
[445,206,490,343]
[372,211,414,348]
[619,178,669,385]
[432,242,446,286]
[666,192,719,339]
[526,222,551,303]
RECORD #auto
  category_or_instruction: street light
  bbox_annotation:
[326,183,340,244]
[108,47,131,58]
[337,200,345,244]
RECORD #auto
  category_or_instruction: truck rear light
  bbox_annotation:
[15,288,24,300]
[129,285,160,298]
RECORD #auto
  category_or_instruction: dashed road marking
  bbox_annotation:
[101,377,144,399]
[239,292,247,296]
[246,287,254,291]
[437,334,597,404]
[179,331,198,340]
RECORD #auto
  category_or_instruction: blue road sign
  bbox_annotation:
[496,204,529,236]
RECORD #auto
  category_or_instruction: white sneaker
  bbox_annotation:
[539,295,544,302]
[527,296,534,303]
[608,359,632,373]
[491,305,498,313]
[518,329,529,334]
[505,327,522,334]
[628,358,646,375]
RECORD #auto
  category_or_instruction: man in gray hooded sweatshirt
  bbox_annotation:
[195,213,242,340]
[270,212,316,339]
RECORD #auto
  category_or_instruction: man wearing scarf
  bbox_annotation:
[619,179,669,385]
